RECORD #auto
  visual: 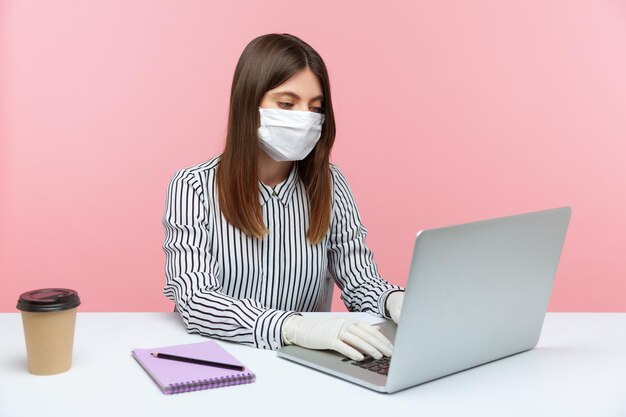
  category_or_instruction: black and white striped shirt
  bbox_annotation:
[162,155,403,350]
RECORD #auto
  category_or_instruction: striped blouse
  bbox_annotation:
[162,155,403,350]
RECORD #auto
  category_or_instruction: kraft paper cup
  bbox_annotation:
[16,288,81,375]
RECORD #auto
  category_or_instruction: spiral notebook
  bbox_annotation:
[132,340,256,394]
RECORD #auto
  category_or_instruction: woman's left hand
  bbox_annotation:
[386,291,404,324]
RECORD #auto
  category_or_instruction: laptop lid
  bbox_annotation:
[385,206,571,392]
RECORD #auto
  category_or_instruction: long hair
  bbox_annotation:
[216,33,336,244]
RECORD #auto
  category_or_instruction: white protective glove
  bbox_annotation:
[282,315,393,361]
[386,291,404,324]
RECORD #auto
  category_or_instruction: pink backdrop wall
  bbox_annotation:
[1,1,625,312]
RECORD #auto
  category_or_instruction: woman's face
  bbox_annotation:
[259,67,324,114]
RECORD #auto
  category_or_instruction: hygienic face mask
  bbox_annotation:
[257,107,325,161]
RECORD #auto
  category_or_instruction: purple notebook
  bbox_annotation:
[132,341,256,394]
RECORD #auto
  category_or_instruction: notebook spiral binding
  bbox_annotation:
[167,372,256,394]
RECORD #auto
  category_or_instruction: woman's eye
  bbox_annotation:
[278,102,323,113]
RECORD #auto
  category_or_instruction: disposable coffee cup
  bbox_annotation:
[16,288,81,375]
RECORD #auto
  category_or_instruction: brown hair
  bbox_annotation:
[216,33,336,244]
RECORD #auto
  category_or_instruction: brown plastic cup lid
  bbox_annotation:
[16,288,81,312]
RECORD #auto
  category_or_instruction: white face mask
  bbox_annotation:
[257,107,325,161]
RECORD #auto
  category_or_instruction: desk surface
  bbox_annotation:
[1,312,625,417]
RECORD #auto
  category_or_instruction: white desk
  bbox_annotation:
[1,312,625,417]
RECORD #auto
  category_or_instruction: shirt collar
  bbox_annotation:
[259,163,299,207]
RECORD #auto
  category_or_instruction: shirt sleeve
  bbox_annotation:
[327,164,405,319]
[162,168,296,350]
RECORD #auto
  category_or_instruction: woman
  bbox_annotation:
[162,33,405,361]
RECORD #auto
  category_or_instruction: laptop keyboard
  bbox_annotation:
[342,355,390,376]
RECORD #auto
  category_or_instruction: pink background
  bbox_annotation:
[1,1,625,313]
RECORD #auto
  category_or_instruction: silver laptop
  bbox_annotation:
[277,206,572,393]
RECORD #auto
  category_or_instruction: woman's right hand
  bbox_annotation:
[281,315,393,361]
